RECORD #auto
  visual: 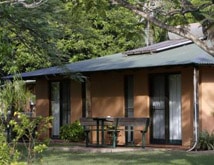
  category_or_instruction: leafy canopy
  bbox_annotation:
[57,0,147,62]
[0,0,66,76]
[111,0,214,55]
[0,0,153,76]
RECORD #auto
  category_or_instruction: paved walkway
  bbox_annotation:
[48,141,186,153]
[48,140,214,154]
[49,145,214,154]
[50,146,147,153]
[49,142,172,153]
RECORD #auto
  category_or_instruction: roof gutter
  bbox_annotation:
[187,66,199,152]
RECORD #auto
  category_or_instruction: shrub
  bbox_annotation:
[197,130,214,150]
[0,79,50,164]
[60,121,84,142]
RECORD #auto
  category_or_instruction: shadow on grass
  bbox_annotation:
[33,148,214,165]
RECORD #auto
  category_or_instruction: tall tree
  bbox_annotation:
[110,0,214,55]
[0,0,46,8]
[0,0,156,76]
[0,0,66,76]
[57,0,149,62]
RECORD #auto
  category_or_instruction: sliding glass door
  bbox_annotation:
[51,82,60,137]
[169,75,182,143]
[124,75,134,144]
[151,75,166,143]
[50,81,70,138]
[150,74,182,145]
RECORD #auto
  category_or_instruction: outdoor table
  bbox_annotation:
[93,117,113,146]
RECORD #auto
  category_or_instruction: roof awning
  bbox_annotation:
[4,39,214,79]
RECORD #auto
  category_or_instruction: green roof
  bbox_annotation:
[7,40,214,79]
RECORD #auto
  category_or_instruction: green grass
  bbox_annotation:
[30,149,214,165]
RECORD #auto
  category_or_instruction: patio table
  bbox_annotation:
[93,117,113,146]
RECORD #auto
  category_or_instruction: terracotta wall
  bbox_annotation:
[34,66,198,148]
[180,67,194,147]
[35,78,49,117]
[90,72,124,117]
[35,78,50,139]
[200,67,214,133]
[70,81,82,122]
[134,70,149,117]
[133,70,150,145]
[89,71,133,145]
[89,70,150,118]
[87,67,194,147]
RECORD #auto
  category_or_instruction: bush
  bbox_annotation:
[60,121,84,142]
[197,130,214,150]
[0,125,19,164]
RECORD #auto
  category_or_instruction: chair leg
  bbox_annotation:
[112,131,117,148]
[141,131,145,148]
[85,131,90,147]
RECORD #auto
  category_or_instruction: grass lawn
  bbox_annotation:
[31,148,214,165]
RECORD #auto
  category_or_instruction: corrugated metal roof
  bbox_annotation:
[125,38,192,55]
[6,40,214,79]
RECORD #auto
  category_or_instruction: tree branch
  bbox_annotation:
[167,3,213,16]
[112,0,214,56]
[0,0,47,8]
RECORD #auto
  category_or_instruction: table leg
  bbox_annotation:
[101,120,105,145]
[96,120,99,146]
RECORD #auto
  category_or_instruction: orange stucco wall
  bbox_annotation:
[180,67,194,147]
[34,66,205,148]
[134,71,150,145]
[35,78,50,139]
[70,81,82,122]
[85,67,195,148]
[200,67,214,133]
[90,72,124,117]
[35,78,49,117]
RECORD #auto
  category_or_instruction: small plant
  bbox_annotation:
[60,120,84,142]
[197,130,214,150]
[0,79,52,164]
[0,124,19,165]
[10,112,52,164]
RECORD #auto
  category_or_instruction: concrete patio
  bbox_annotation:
[48,141,174,153]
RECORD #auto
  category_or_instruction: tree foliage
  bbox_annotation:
[0,0,46,8]
[56,0,147,62]
[110,0,214,55]
[0,79,52,164]
[10,112,52,164]
[0,0,152,76]
[0,78,31,117]
[0,0,66,76]
[3,1,211,77]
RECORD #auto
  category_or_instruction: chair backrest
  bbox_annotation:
[79,118,97,126]
[79,117,116,126]
[117,117,150,128]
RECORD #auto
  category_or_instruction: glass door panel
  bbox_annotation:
[151,76,166,142]
[124,75,134,143]
[169,74,182,144]
[51,82,60,137]
[50,81,71,138]
[61,81,70,125]
[150,74,182,145]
